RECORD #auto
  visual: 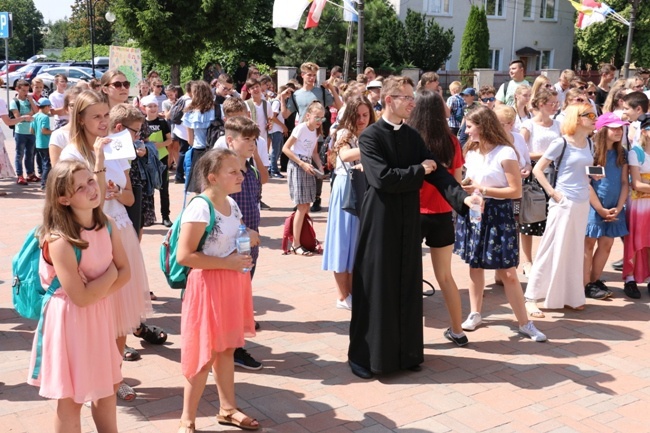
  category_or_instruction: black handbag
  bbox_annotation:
[339,154,367,216]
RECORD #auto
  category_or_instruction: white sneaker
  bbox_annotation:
[519,321,547,342]
[336,294,352,310]
[461,312,482,331]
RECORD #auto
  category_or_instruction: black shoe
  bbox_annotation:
[624,281,641,299]
[310,198,322,212]
[233,348,263,370]
[585,282,608,300]
[260,201,271,210]
[407,364,422,372]
[270,172,285,179]
[174,178,185,184]
[612,258,623,271]
[348,359,373,379]
[162,218,173,228]
[592,280,613,298]
[444,328,469,347]
[255,321,260,330]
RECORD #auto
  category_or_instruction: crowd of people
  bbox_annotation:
[2,59,650,432]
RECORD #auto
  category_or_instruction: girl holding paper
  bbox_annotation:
[59,91,155,402]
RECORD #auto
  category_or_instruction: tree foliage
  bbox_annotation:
[67,0,113,47]
[574,0,650,69]
[0,0,45,60]
[458,5,490,72]
[43,19,71,49]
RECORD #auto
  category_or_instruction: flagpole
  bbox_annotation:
[622,0,640,78]
[356,0,364,74]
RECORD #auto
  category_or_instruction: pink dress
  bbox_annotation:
[27,226,122,403]
[180,197,256,378]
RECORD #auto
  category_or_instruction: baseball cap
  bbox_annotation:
[461,88,476,97]
[140,95,158,107]
[37,98,52,107]
[595,112,628,130]
[366,80,382,89]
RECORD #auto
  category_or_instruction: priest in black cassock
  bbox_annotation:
[348,76,476,379]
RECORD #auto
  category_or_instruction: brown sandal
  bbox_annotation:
[177,420,195,433]
[216,407,259,430]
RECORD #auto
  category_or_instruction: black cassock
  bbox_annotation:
[348,118,469,374]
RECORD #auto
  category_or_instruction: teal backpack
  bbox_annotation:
[160,195,216,289]
[12,224,112,379]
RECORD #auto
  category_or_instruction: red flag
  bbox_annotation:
[305,0,327,29]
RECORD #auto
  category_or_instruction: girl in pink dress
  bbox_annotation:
[176,148,260,432]
[28,160,130,433]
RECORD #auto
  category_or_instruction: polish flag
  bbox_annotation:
[305,0,327,29]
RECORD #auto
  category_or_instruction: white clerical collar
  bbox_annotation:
[382,115,403,130]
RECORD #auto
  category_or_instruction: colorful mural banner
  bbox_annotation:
[109,46,142,97]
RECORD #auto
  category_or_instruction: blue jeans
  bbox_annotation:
[36,148,51,187]
[14,133,36,177]
[268,131,284,174]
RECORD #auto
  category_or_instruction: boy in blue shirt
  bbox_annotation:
[30,98,52,189]
[9,80,38,185]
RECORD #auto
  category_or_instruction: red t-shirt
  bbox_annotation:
[419,135,464,214]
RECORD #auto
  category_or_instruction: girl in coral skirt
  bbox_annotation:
[176,148,260,432]
[28,160,130,433]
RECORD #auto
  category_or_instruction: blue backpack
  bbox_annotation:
[160,195,216,290]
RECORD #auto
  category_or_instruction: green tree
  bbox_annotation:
[110,0,256,84]
[67,0,114,47]
[402,9,453,71]
[43,19,71,49]
[0,0,45,60]
[574,0,650,69]
[458,5,490,76]
[363,0,404,70]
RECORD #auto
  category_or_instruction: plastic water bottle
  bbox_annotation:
[236,224,251,273]
[469,189,482,225]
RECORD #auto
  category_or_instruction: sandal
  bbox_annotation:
[177,420,195,433]
[123,345,141,362]
[217,407,259,431]
[117,382,136,401]
[134,323,168,345]
[291,245,313,256]
[525,301,545,318]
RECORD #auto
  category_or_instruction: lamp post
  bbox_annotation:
[86,0,115,77]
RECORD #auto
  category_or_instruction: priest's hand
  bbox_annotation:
[421,159,437,174]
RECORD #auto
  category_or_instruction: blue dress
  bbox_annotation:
[585,149,629,238]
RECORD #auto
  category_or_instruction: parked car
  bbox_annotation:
[5,62,61,89]
[36,66,104,96]
[0,62,28,82]
[93,57,110,72]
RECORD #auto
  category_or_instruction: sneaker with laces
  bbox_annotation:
[17,176,28,185]
[336,295,352,310]
[519,321,547,342]
[444,328,469,347]
[26,174,41,183]
[233,348,262,370]
[592,280,613,298]
[585,282,608,300]
[461,312,482,331]
[624,281,641,299]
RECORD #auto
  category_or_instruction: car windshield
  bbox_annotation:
[76,67,104,78]
[14,65,31,73]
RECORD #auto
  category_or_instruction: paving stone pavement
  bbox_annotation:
[1,119,649,433]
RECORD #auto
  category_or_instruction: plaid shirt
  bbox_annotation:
[230,160,261,262]
[447,94,465,129]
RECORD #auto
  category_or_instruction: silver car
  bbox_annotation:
[36,66,104,96]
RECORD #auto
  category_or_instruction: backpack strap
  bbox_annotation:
[551,138,569,189]
[179,195,216,299]
[632,146,645,166]
[32,244,82,380]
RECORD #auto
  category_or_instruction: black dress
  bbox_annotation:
[348,118,469,374]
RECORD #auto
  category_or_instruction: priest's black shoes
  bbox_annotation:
[348,360,374,379]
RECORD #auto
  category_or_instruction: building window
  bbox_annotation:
[536,50,553,70]
[425,0,451,15]
[488,49,501,71]
[485,0,505,17]
[523,0,533,19]
[539,0,557,20]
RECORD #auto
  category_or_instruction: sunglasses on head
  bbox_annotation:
[481,97,496,103]
[109,80,131,89]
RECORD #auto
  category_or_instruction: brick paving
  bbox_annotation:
[1,118,649,433]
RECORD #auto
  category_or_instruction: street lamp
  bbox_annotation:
[87,0,115,76]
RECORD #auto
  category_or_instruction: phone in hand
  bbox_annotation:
[586,166,605,176]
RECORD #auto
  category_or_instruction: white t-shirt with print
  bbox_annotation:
[269,99,285,135]
[290,122,318,158]
[181,196,242,258]
[464,145,518,199]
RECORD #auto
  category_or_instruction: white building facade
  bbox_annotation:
[387,0,576,74]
